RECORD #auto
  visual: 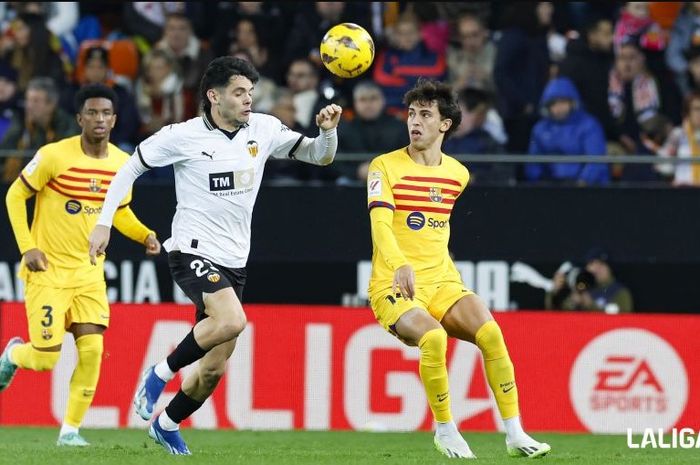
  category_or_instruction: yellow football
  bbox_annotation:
[320,23,375,79]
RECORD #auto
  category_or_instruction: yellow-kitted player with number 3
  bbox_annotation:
[1,84,160,447]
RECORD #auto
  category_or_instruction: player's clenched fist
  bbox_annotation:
[88,224,111,265]
[315,104,342,130]
[23,248,48,272]
[144,233,161,256]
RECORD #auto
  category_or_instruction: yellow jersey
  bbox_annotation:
[6,135,153,288]
[366,148,469,295]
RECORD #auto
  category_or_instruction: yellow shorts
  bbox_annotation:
[24,281,109,348]
[369,281,474,337]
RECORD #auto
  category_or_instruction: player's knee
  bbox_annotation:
[76,334,104,364]
[475,321,508,360]
[218,316,247,341]
[418,328,448,367]
[31,349,61,371]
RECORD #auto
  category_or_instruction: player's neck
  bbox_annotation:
[210,107,242,132]
[407,144,442,166]
[80,134,109,159]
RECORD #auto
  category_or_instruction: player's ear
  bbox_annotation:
[207,88,219,106]
[440,118,452,134]
[110,113,117,128]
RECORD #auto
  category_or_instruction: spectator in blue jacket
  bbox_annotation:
[526,77,610,185]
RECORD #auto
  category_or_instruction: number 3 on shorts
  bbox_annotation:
[41,305,53,327]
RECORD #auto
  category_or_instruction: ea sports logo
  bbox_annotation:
[406,212,425,230]
[570,329,688,433]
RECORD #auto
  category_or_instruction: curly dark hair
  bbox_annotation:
[74,83,118,113]
[403,78,462,139]
[199,56,260,113]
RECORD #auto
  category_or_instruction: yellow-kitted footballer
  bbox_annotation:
[1,84,160,447]
[366,79,551,459]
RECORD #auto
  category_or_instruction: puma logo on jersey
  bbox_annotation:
[201,150,215,159]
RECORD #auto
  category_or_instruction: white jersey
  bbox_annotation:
[134,112,313,268]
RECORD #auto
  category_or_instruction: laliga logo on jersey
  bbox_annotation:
[88,178,102,193]
[570,329,688,433]
[65,199,82,214]
[247,140,259,158]
[406,212,426,230]
[429,187,443,203]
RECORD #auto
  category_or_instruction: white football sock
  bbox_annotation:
[436,420,459,436]
[59,423,79,437]
[158,411,179,431]
[504,416,526,441]
[154,360,175,382]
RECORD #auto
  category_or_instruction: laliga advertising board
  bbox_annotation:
[0,303,697,433]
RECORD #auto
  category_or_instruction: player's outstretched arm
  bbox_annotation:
[89,154,148,264]
[291,104,342,166]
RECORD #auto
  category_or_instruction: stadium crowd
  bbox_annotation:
[0,1,697,187]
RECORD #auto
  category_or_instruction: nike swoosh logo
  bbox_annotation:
[503,385,515,393]
[437,393,449,402]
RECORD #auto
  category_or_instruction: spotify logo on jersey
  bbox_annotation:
[406,212,426,230]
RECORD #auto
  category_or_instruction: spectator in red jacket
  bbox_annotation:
[373,13,446,113]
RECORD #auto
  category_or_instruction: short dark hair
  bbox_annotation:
[74,83,119,113]
[403,78,462,139]
[199,57,260,113]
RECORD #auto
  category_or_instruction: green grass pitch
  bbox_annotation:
[0,428,697,465]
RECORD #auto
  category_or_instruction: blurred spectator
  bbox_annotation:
[283,2,369,69]
[122,2,185,46]
[60,46,140,151]
[545,264,598,311]
[410,2,450,55]
[583,247,634,313]
[264,88,306,184]
[559,18,617,140]
[443,88,514,185]
[286,58,331,136]
[135,48,195,139]
[374,13,447,113]
[155,13,213,94]
[227,18,275,80]
[527,77,609,185]
[6,2,79,37]
[0,13,70,92]
[1,77,78,181]
[608,41,661,152]
[0,60,19,141]
[447,13,496,92]
[538,2,568,66]
[666,2,700,95]
[645,92,700,185]
[546,248,633,313]
[339,81,407,156]
[614,2,666,52]
[494,1,550,153]
[209,2,286,79]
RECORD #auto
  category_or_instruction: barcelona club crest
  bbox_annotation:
[429,187,443,203]
[247,140,259,158]
[88,178,102,193]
